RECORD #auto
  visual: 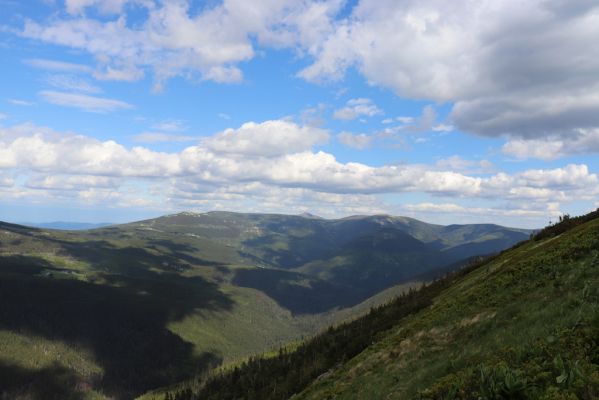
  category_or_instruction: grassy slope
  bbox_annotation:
[0,220,426,400]
[0,223,324,399]
[295,218,599,399]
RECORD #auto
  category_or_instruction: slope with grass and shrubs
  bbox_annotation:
[159,209,599,400]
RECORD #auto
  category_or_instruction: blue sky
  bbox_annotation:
[1,0,598,228]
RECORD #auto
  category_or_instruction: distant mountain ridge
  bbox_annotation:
[124,211,531,300]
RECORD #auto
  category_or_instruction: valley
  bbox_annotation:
[159,209,599,400]
[0,211,529,399]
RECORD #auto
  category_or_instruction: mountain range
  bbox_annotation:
[0,211,531,399]
[159,209,599,400]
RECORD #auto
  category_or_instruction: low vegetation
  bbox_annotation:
[0,212,533,399]
[161,209,599,399]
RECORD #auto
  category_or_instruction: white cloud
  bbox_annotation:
[15,0,599,149]
[166,181,387,218]
[0,113,7,120]
[333,98,382,120]
[39,90,133,113]
[20,0,343,87]
[380,106,445,135]
[64,0,129,15]
[0,123,180,177]
[403,202,561,220]
[26,174,118,190]
[405,105,437,133]
[299,0,599,141]
[203,120,329,157]
[337,132,373,149]
[516,164,597,190]
[436,156,495,174]
[502,129,599,160]
[1,122,598,220]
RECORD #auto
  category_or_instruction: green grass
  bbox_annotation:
[295,218,599,399]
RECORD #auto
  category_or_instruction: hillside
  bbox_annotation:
[162,210,599,400]
[126,211,530,300]
[0,212,529,399]
[296,216,599,399]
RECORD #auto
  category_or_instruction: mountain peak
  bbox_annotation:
[298,212,323,219]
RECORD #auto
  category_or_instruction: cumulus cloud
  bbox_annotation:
[202,120,329,157]
[300,0,599,143]
[333,98,382,120]
[64,0,129,15]
[0,121,599,201]
[165,180,387,218]
[20,0,343,87]
[502,129,599,160]
[436,156,495,174]
[15,0,599,149]
[0,123,179,176]
[39,91,133,113]
[26,174,118,190]
[1,121,597,224]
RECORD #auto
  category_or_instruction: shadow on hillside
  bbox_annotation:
[232,268,362,315]
[146,239,228,268]
[0,360,85,400]
[241,232,335,269]
[0,254,231,399]
[49,238,228,277]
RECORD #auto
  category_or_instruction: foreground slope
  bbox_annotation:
[165,212,598,400]
[297,216,599,399]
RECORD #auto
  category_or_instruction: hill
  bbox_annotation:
[0,212,530,399]
[126,211,530,301]
[162,210,599,400]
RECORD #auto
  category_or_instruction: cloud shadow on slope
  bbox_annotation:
[0,254,231,399]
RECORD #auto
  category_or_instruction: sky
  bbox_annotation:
[0,0,598,228]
